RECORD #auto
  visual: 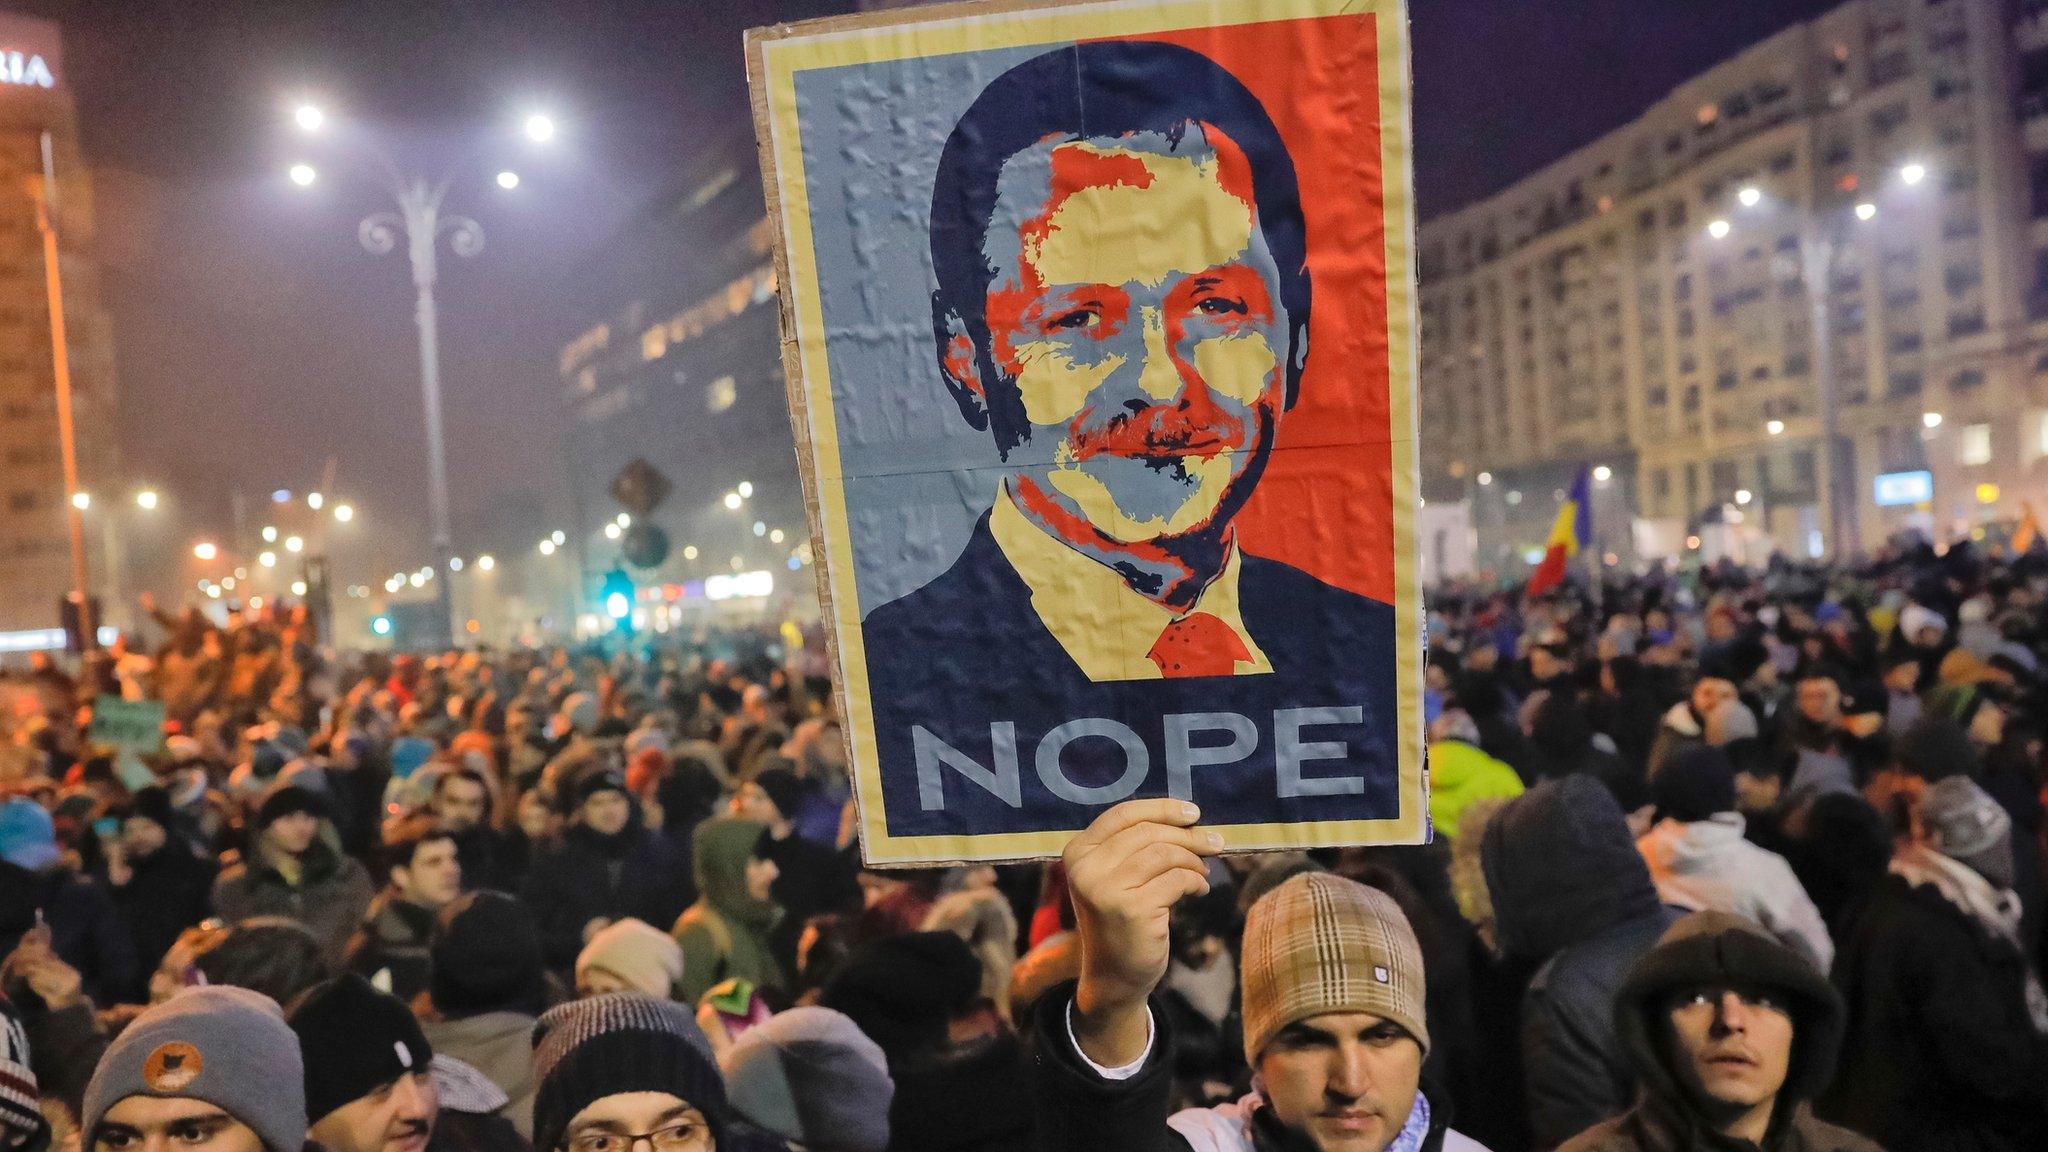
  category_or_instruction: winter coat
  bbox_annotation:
[1429,740,1525,841]
[211,829,376,966]
[104,842,217,979]
[1557,913,1880,1152]
[1645,705,1707,782]
[1817,872,2048,1152]
[428,1051,531,1152]
[1,861,140,1006]
[345,890,439,1003]
[758,828,861,975]
[672,817,785,1004]
[450,825,520,894]
[1482,777,1685,1150]
[423,1011,537,1140]
[1028,982,1490,1152]
[521,819,689,971]
[1636,814,1833,972]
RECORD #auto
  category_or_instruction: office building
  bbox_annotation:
[0,12,119,643]
[1419,0,2048,564]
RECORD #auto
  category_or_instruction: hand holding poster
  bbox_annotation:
[747,0,1423,863]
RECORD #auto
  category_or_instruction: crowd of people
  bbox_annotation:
[0,536,2043,1152]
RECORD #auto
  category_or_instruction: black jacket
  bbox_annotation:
[521,822,688,969]
[104,843,216,982]
[1817,874,2048,1152]
[346,891,440,1003]
[0,863,139,1007]
[760,831,861,976]
[1029,982,1476,1152]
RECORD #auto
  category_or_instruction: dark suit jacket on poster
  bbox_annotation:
[861,513,1401,839]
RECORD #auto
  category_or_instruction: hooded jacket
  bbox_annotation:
[521,802,689,970]
[1429,739,1526,842]
[672,816,785,1004]
[1557,913,1882,1152]
[1482,777,1685,1150]
[211,817,374,967]
[1636,815,1833,972]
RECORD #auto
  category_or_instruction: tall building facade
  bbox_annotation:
[557,128,814,624]
[1419,0,2048,565]
[0,13,118,641]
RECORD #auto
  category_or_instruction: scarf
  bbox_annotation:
[1892,844,2048,1032]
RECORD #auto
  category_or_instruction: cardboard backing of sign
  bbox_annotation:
[746,0,1424,865]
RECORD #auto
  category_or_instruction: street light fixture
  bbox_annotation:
[294,104,324,132]
[288,163,316,187]
[1900,162,1927,186]
[334,503,354,522]
[523,113,556,143]
[1854,202,1877,221]
[259,551,277,568]
[539,539,557,556]
[285,535,304,554]
[193,542,217,561]
[604,522,623,540]
[737,481,754,499]
[135,490,158,510]
[1737,186,1761,207]
[1923,411,1943,429]
[496,170,520,190]
[1767,419,1785,436]
[1706,218,1731,240]
[307,492,324,510]
[70,491,89,510]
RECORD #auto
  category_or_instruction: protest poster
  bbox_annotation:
[747,0,1424,863]
[91,695,166,757]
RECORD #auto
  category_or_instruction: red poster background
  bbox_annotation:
[1101,13,1396,606]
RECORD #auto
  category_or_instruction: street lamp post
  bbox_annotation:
[1801,234,1855,560]
[359,184,482,648]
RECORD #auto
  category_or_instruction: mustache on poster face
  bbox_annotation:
[1062,404,1246,462]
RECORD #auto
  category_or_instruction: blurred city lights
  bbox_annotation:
[1592,465,1612,483]
[1900,161,1927,185]
[284,535,304,553]
[1855,202,1877,221]
[290,580,308,596]
[1476,472,1493,486]
[136,490,159,510]
[737,481,754,499]
[372,616,393,636]
[1735,489,1754,506]
[1923,411,1943,428]
[539,539,557,556]
[523,113,556,143]
[193,542,217,561]
[408,572,426,588]
[604,522,623,540]
[477,555,495,571]
[262,526,278,542]
[1737,186,1760,207]
[293,104,324,132]
[753,521,766,537]
[551,530,566,545]
[333,503,354,522]
[1767,419,1785,436]
[259,551,277,568]
[723,492,742,510]
[307,492,324,510]
[1706,219,1731,240]
[496,170,520,190]
[616,512,631,528]
[272,489,292,503]
[288,163,316,187]
[449,556,464,571]
[769,529,785,544]
[683,545,699,560]
[70,492,89,510]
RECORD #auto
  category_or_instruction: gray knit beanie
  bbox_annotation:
[84,986,307,1152]
[719,1007,892,1152]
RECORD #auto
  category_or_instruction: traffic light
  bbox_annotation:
[601,568,634,628]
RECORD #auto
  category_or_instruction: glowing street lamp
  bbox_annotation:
[723,492,743,510]
[1706,218,1731,240]
[284,535,304,554]
[1900,162,1927,186]
[70,491,89,511]
[135,490,159,510]
[193,541,218,561]
[307,491,324,510]
[539,539,557,556]
[496,170,520,190]
[1854,202,1876,222]
[288,163,317,187]
[1767,419,1785,436]
[604,522,623,540]
[523,113,556,143]
[476,554,494,572]
[294,104,324,132]
[258,551,277,568]
[737,481,754,499]
[333,503,354,522]
[1737,186,1761,207]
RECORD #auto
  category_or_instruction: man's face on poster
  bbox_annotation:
[952,124,1290,546]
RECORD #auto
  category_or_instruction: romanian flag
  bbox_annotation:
[1527,465,1592,597]
[2015,501,2042,554]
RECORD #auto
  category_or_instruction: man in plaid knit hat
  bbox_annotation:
[0,995,47,1152]
[1032,799,1490,1152]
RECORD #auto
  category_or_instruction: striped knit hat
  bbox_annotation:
[0,995,47,1152]
[530,993,725,1152]
[1240,873,1428,1064]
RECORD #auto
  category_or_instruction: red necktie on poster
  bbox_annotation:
[1148,612,1253,678]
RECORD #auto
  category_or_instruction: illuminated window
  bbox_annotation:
[707,375,737,414]
[1958,423,1992,466]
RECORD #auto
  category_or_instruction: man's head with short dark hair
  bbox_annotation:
[379,816,460,911]
[929,40,1308,552]
[430,768,490,834]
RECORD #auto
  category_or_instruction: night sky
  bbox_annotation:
[28,0,1844,586]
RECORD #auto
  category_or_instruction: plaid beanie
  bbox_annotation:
[1240,873,1428,1064]
[720,1007,892,1152]
[84,986,307,1152]
[531,994,726,1152]
[286,975,433,1124]
[0,995,48,1152]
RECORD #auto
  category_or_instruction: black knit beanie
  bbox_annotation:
[255,783,327,831]
[818,930,982,1060]
[286,974,433,1124]
[531,994,726,1152]
[430,891,545,1017]
[1651,746,1738,823]
[751,766,808,824]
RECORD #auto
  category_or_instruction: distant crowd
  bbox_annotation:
[0,535,2041,1152]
